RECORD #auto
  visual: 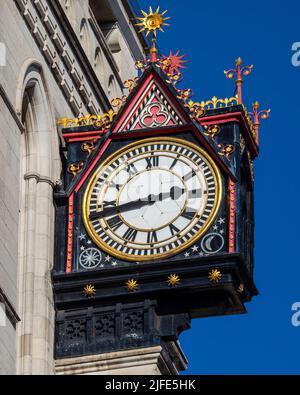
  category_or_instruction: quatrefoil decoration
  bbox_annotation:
[140,102,170,128]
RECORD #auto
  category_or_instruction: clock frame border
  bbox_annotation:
[82,136,223,262]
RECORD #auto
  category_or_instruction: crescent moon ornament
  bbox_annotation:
[205,235,215,252]
[201,233,224,254]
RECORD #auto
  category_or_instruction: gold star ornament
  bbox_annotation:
[135,6,170,37]
[125,279,139,292]
[208,269,222,283]
[83,284,96,298]
[167,274,181,287]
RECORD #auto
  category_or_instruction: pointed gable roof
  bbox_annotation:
[112,66,192,133]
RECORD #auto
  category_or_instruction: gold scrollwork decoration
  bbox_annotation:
[123,78,139,92]
[111,96,127,112]
[203,125,221,140]
[81,139,97,156]
[181,96,239,123]
[135,59,148,72]
[57,117,75,128]
[200,95,238,110]
[177,88,193,103]
[68,162,85,178]
[166,71,183,85]
[184,100,206,121]
[92,109,116,129]
[218,144,235,160]
[57,110,117,130]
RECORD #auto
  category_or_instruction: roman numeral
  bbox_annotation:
[181,207,197,220]
[170,154,180,170]
[169,223,180,236]
[146,155,159,169]
[182,170,196,182]
[127,163,139,177]
[147,231,158,244]
[107,215,123,231]
[123,227,138,242]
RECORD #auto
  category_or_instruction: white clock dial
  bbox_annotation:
[83,138,222,261]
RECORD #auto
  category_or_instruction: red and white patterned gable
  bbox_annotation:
[113,73,188,133]
[125,81,183,130]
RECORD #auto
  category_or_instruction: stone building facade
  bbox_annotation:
[0,0,146,375]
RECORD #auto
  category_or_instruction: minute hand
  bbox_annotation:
[89,187,200,220]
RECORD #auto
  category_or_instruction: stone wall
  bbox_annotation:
[0,0,144,375]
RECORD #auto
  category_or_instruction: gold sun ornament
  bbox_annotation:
[125,279,139,293]
[167,274,181,287]
[135,6,170,37]
[83,284,96,298]
[208,269,222,283]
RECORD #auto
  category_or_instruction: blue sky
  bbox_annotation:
[138,0,300,374]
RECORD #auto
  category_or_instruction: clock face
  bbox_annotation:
[83,137,222,261]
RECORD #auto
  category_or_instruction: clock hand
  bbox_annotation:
[89,187,201,220]
[89,195,156,220]
[157,187,201,201]
[89,198,142,220]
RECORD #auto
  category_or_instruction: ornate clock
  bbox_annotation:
[53,63,260,370]
[83,138,222,261]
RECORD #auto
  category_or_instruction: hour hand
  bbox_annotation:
[89,187,202,220]
[89,199,140,220]
[89,196,154,220]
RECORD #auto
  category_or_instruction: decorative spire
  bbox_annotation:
[224,57,253,104]
[249,101,271,145]
[135,6,170,62]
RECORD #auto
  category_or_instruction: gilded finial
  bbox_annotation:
[253,101,260,110]
[249,102,270,145]
[224,58,253,104]
[135,6,170,61]
[235,57,243,66]
[135,6,170,37]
